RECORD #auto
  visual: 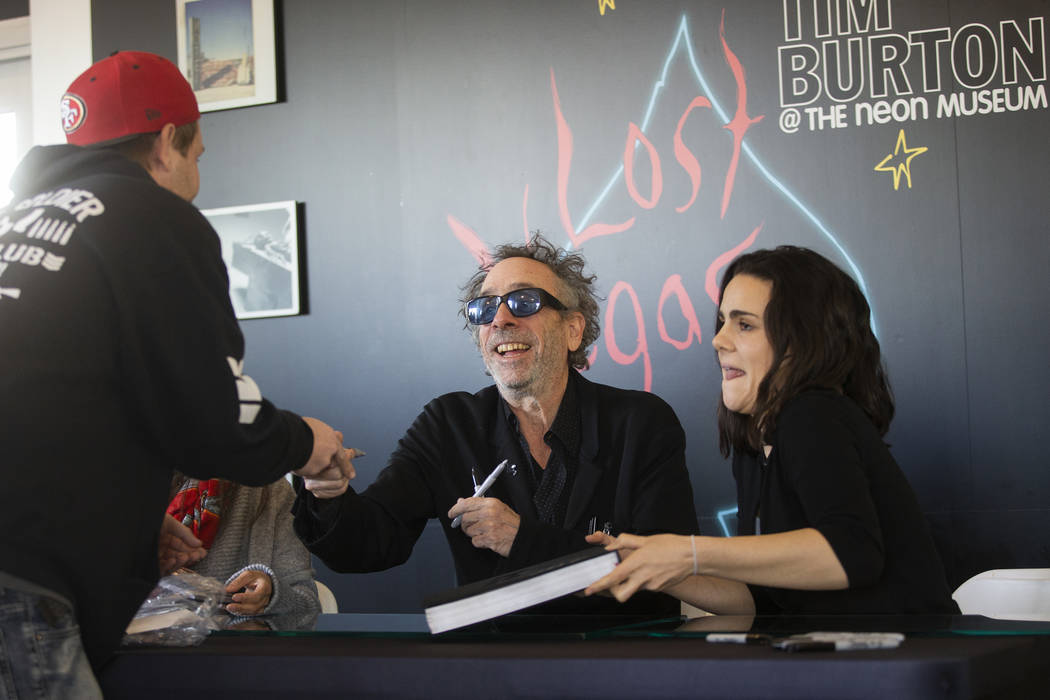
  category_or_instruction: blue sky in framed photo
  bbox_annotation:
[184,0,253,61]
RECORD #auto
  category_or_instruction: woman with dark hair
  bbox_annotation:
[585,246,957,615]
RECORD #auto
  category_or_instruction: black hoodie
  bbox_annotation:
[0,145,312,669]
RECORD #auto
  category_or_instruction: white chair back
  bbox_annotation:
[952,568,1050,621]
[315,580,339,614]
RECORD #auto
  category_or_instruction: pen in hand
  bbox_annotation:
[451,459,509,529]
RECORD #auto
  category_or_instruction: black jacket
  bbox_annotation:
[0,145,312,669]
[294,371,699,615]
[734,390,957,614]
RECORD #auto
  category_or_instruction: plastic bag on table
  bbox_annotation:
[122,571,227,646]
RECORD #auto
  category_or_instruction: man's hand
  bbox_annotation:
[225,569,273,616]
[301,447,362,499]
[448,497,520,557]
[295,417,351,479]
[295,417,361,499]
[158,513,207,575]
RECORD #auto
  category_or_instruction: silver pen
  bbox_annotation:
[451,459,508,529]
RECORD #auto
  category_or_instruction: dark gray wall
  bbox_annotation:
[91,0,1050,611]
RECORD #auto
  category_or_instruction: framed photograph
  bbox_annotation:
[202,200,301,320]
[175,0,278,112]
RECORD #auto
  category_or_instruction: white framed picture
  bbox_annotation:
[175,0,278,112]
[202,200,301,320]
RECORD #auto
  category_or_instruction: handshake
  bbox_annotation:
[159,415,363,576]
[295,416,364,499]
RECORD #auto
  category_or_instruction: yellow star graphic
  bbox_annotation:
[598,0,616,16]
[874,129,928,190]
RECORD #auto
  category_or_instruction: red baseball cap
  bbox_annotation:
[61,51,201,147]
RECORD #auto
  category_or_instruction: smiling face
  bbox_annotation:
[476,257,584,400]
[712,273,775,416]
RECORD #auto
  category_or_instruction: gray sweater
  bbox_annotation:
[187,477,321,621]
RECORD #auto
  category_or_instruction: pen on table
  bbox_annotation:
[772,632,904,652]
[706,633,772,645]
[451,459,508,529]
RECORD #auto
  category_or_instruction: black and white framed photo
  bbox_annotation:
[202,200,301,320]
[175,0,278,112]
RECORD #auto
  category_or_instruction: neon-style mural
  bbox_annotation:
[449,12,878,340]
[715,506,737,538]
[571,13,878,333]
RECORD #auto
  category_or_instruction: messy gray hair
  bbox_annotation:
[460,233,600,370]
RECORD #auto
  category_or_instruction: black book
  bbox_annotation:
[423,547,621,634]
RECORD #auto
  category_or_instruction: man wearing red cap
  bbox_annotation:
[0,51,353,696]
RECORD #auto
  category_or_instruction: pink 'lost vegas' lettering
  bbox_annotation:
[704,222,763,303]
[717,10,764,219]
[605,280,652,391]
[673,96,713,213]
[551,68,637,247]
[446,11,764,253]
[623,122,663,210]
[447,215,491,267]
[658,274,703,350]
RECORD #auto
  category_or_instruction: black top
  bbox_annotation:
[505,372,580,526]
[0,145,312,669]
[294,370,699,616]
[733,389,958,614]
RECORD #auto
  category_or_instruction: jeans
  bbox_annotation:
[0,583,101,700]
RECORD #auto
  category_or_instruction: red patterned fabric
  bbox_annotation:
[166,479,223,550]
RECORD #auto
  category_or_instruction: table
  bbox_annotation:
[98,614,1050,699]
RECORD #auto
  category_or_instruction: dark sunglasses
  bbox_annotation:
[466,287,567,325]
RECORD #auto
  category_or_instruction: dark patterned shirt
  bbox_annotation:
[503,378,581,526]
